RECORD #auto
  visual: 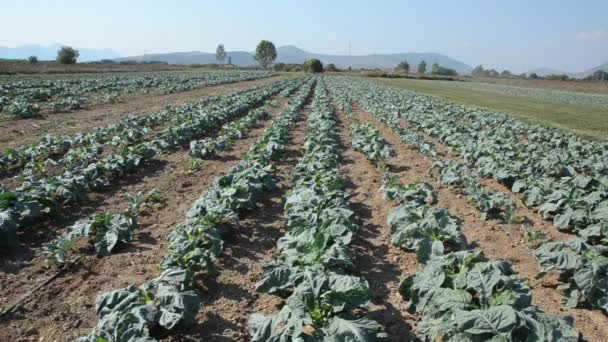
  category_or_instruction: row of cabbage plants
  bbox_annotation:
[0,78,305,248]
[187,83,303,160]
[41,89,299,263]
[327,77,518,223]
[0,78,301,179]
[248,78,385,341]
[327,76,608,314]
[0,71,275,118]
[345,114,582,341]
[75,77,316,342]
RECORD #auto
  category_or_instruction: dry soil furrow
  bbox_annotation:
[0,95,292,342]
[333,105,418,341]
[352,105,608,342]
[0,75,285,150]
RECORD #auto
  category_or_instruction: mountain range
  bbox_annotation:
[117,45,474,74]
[0,43,121,62]
[1,44,606,78]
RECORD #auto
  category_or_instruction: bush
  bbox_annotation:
[56,46,79,64]
[545,74,570,81]
[28,56,38,63]
[430,63,458,76]
[273,63,286,71]
[303,59,323,73]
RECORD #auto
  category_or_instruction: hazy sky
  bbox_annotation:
[2,0,607,73]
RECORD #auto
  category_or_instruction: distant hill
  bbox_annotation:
[117,45,474,74]
[0,43,121,62]
[527,67,574,77]
[575,61,608,79]
[528,62,608,79]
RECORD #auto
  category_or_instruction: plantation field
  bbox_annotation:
[1,74,607,342]
[375,77,608,139]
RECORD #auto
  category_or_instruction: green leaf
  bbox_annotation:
[323,316,383,341]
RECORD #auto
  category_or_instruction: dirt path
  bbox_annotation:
[0,96,291,342]
[352,105,608,342]
[172,103,309,341]
[332,105,418,341]
[0,75,285,150]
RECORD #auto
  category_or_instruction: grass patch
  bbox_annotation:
[373,77,608,140]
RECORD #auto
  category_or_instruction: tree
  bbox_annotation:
[501,70,512,77]
[487,69,499,77]
[325,63,338,72]
[227,56,232,65]
[471,65,486,77]
[254,40,277,68]
[28,56,38,63]
[216,44,226,64]
[529,73,539,79]
[396,60,410,73]
[417,60,427,74]
[585,70,608,82]
[303,59,323,73]
[56,46,79,64]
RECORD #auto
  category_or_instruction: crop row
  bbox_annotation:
[0,77,307,248]
[330,75,608,313]
[248,78,385,340]
[75,76,316,341]
[340,99,582,341]
[327,76,608,314]
[326,78,518,223]
[0,71,275,117]
[0,78,300,178]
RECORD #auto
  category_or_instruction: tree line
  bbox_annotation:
[395,59,458,76]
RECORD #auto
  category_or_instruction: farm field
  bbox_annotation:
[1,74,607,342]
[375,77,608,139]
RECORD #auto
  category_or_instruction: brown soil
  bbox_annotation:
[0,76,284,150]
[0,96,291,342]
[333,106,418,341]
[171,106,309,342]
[351,104,608,342]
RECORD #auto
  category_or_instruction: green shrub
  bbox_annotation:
[303,58,323,73]
[56,46,79,64]
[430,63,458,76]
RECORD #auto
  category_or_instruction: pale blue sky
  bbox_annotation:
[1,0,607,73]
